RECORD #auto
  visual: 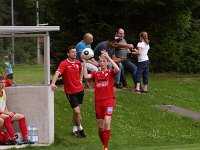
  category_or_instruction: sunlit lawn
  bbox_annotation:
[13,64,44,85]
[8,66,200,150]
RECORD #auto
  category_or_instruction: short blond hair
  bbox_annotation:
[99,55,108,62]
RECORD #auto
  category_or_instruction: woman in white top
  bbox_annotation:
[134,31,150,93]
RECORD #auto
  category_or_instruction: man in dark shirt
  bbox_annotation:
[94,37,126,88]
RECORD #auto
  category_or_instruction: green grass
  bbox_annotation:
[13,65,44,84]
[7,72,200,150]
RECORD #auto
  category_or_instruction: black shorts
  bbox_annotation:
[66,90,84,109]
[7,73,13,79]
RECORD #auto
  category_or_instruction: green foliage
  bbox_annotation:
[38,0,200,73]
[14,38,37,65]
[0,0,11,25]
[14,65,44,84]
[1,0,200,73]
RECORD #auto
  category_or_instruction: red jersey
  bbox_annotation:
[56,59,84,94]
[90,69,115,101]
[5,77,12,87]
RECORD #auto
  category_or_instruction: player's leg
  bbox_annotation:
[73,106,86,137]
[77,90,86,137]
[97,119,104,144]
[11,113,27,140]
[67,90,86,137]
[66,94,80,137]
[11,113,35,144]
[0,113,19,144]
[102,98,115,150]
[95,101,105,145]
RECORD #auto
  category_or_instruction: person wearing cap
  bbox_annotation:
[94,36,126,88]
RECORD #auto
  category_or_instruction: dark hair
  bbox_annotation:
[0,75,5,81]
[108,36,121,42]
[67,46,76,53]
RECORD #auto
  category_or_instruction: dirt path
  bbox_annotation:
[155,105,200,121]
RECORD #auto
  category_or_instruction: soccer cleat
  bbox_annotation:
[22,138,35,144]
[72,131,80,137]
[78,129,86,138]
[8,140,23,145]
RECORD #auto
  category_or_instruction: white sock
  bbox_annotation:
[73,126,78,132]
[77,125,83,131]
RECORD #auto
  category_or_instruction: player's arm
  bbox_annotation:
[82,59,92,79]
[50,72,59,90]
[102,51,120,73]
[79,66,83,82]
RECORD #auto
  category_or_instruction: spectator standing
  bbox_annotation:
[50,46,86,138]
[134,31,150,93]
[83,50,119,150]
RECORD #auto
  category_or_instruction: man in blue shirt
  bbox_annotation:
[76,33,98,72]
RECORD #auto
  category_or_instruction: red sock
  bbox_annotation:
[98,129,104,144]
[3,117,16,141]
[103,130,110,148]
[19,117,28,140]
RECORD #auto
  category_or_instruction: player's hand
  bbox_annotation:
[80,79,83,85]
[101,50,109,58]
[50,83,57,90]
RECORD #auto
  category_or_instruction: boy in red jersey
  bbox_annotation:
[50,46,86,138]
[83,50,119,150]
[0,75,34,145]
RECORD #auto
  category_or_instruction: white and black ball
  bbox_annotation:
[82,48,94,60]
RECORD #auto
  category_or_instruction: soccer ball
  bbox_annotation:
[82,48,94,60]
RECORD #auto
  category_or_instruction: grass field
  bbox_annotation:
[10,67,200,150]
[13,65,44,85]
